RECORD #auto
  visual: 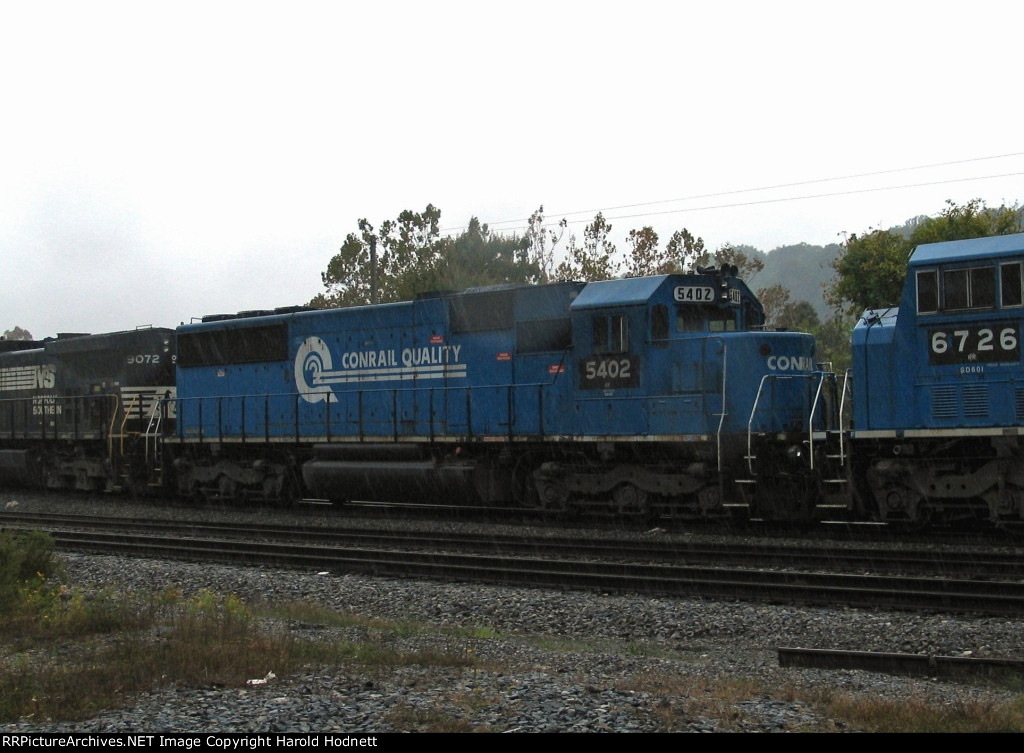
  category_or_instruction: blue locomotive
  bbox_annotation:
[0,328,176,492]
[850,231,1024,525]
[22,230,1024,529]
[166,267,838,518]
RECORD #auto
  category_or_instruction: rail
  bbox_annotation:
[169,380,562,445]
[0,393,117,443]
[167,373,735,447]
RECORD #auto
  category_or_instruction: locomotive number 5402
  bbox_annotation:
[579,355,640,389]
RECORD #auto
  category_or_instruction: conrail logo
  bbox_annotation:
[294,337,467,404]
[767,355,815,372]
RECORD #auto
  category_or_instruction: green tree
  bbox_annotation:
[2,327,33,341]
[814,313,858,372]
[665,228,707,272]
[554,212,619,281]
[524,206,566,283]
[826,199,1023,315]
[774,299,821,332]
[621,226,712,277]
[422,217,542,291]
[695,243,765,280]
[376,205,445,302]
[623,226,661,277]
[312,206,546,308]
[825,226,909,314]
[757,284,791,328]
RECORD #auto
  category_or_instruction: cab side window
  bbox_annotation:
[1002,262,1023,307]
[593,314,629,353]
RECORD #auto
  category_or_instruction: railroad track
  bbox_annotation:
[4,511,1024,616]
[778,647,1024,680]
[3,511,1023,578]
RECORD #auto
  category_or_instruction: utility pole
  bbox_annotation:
[370,235,378,305]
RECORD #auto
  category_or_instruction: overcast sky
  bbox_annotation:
[2,1,1022,339]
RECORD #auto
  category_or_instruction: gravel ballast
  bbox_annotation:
[2,495,1023,733]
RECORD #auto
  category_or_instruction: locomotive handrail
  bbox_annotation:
[714,339,728,472]
[833,369,853,465]
[115,392,140,458]
[839,369,852,431]
[747,374,772,475]
[746,373,802,475]
[144,398,163,468]
[107,393,125,466]
[749,372,841,476]
[808,372,832,471]
[808,373,825,470]
[170,380,561,445]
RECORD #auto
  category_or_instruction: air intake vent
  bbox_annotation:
[962,385,989,418]
[932,386,958,419]
[1017,389,1024,422]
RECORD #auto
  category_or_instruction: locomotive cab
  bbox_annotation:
[525,267,837,520]
[852,231,1024,525]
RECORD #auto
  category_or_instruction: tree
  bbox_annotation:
[553,213,619,281]
[825,226,909,314]
[2,326,33,341]
[694,243,765,280]
[814,313,858,372]
[757,284,792,328]
[422,217,542,291]
[524,206,566,283]
[664,228,706,273]
[622,226,718,278]
[623,226,661,277]
[826,199,1023,315]
[774,299,820,332]
[312,206,547,309]
[312,205,444,308]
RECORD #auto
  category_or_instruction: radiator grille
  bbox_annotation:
[932,386,958,419]
[961,385,989,417]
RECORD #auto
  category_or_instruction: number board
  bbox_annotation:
[674,286,715,303]
[673,286,741,304]
[579,355,640,390]
[928,323,1020,365]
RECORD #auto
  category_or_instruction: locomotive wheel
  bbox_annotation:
[188,479,209,505]
[217,475,236,501]
[535,479,569,512]
[612,483,649,516]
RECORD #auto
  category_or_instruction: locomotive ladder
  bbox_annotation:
[817,369,852,473]
[143,400,164,484]
[742,371,849,484]
[109,392,166,489]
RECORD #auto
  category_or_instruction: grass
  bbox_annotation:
[2,530,1023,731]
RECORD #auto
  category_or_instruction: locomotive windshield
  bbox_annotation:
[676,306,737,333]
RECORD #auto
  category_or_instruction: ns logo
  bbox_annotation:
[34,365,55,388]
[0,363,55,392]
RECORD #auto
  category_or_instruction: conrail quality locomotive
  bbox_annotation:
[4,231,1024,527]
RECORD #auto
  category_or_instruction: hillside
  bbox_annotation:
[747,242,841,321]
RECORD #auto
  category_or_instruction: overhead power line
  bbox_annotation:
[441,151,1024,235]
[595,170,1024,226]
